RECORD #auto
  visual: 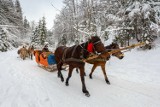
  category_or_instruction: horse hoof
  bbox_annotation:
[65,83,69,86]
[61,79,64,82]
[106,81,110,84]
[85,93,90,97]
[89,75,92,79]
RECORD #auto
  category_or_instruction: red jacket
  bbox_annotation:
[87,43,94,53]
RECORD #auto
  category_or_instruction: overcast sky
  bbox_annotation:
[19,0,64,29]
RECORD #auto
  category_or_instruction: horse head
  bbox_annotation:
[108,42,124,59]
[89,36,106,54]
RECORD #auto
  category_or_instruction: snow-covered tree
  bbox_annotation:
[124,1,159,43]
[31,16,48,46]
[31,26,40,45]
[40,16,47,45]
[23,16,30,35]
[0,0,26,52]
[23,16,30,29]
[15,0,23,22]
[0,27,19,52]
[52,0,159,49]
[0,27,9,52]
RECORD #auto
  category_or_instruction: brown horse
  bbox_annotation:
[27,45,34,60]
[54,36,107,97]
[18,46,28,60]
[87,42,124,84]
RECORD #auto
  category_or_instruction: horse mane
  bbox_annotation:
[90,36,101,43]
[79,42,89,59]
[105,42,118,52]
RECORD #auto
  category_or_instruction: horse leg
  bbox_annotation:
[65,66,74,86]
[89,64,97,79]
[79,67,90,97]
[101,64,110,84]
[57,63,64,82]
[31,54,33,60]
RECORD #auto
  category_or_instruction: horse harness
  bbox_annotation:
[61,45,83,63]
[61,40,103,63]
[105,44,124,57]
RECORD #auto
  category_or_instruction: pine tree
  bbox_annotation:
[23,16,30,28]
[15,0,23,21]
[31,26,40,44]
[0,27,10,52]
[14,0,23,36]
[30,21,36,31]
[31,17,48,46]
[40,16,47,45]
[23,16,30,35]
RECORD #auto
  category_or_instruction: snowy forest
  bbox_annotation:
[1,0,160,106]
[53,0,160,48]
[0,0,160,51]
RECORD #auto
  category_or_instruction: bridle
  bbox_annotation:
[93,40,108,54]
[93,40,101,46]
[107,44,124,57]
[79,40,106,58]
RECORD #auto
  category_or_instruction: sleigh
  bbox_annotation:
[34,51,57,72]
[34,50,68,72]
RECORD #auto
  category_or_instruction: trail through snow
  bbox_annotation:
[0,47,160,107]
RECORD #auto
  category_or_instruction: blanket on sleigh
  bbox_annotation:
[34,51,56,67]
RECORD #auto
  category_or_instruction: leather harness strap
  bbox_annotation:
[62,47,68,62]
[71,45,78,57]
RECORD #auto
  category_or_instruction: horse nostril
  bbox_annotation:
[120,56,124,59]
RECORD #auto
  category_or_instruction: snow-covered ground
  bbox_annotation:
[0,46,160,107]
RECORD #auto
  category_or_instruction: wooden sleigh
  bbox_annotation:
[34,51,57,72]
[34,50,68,72]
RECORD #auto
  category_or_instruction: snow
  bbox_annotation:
[128,8,140,20]
[0,46,160,107]
[142,4,151,13]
